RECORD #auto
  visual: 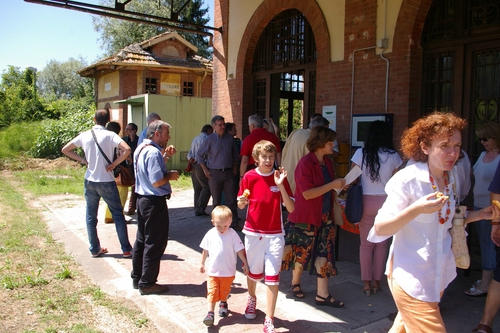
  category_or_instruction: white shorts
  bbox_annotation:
[244,234,284,285]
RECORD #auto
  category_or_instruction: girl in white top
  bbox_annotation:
[465,122,500,296]
[368,112,499,332]
[351,120,402,296]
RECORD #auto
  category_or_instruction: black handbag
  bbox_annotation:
[345,183,363,223]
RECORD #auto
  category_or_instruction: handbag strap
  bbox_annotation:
[91,129,112,165]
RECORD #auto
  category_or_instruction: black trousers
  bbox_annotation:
[131,195,170,287]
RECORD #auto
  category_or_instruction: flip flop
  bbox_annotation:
[473,324,493,333]
[91,247,108,258]
[315,294,344,308]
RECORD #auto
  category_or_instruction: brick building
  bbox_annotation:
[79,31,212,133]
[212,0,500,162]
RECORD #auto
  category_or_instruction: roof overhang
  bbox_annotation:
[113,96,145,106]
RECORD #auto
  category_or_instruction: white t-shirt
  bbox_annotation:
[473,151,500,208]
[351,148,402,195]
[368,162,457,302]
[70,125,124,182]
[199,227,244,277]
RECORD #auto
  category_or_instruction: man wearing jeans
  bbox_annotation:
[61,108,133,258]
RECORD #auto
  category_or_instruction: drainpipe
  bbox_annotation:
[380,0,390,113]
[198,70,208,97]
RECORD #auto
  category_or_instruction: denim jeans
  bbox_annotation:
[84,180,133,255]
[475,205,497,271]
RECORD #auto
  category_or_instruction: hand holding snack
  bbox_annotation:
[238,189,250,205]
[435,192,449,200]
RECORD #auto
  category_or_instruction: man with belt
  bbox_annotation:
[187,124,213,216]
[196,115,240,230]
[131,120,180,295]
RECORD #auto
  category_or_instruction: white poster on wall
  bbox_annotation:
[322,105,337,131]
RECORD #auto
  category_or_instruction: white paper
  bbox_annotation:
[335,165,362,194]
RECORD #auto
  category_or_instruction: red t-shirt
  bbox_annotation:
[239,169,293,236]
[240,128,282,167]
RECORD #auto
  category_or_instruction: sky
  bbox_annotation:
[0,0,214,74]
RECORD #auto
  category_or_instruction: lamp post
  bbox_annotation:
[26,66,37,98]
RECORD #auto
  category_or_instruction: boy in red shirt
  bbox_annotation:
[237,140,295,333]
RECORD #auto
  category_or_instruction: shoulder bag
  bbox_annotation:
[345,183,363,223]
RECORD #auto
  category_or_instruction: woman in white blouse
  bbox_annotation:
[368,112,499,332]
[351,121,402,296]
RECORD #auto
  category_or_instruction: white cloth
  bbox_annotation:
[70,125,124,182]
[473,151,500,208]
[454,150,472,202]
[200,227,244,277]
[351,148,402,195]
[368,162,457,302]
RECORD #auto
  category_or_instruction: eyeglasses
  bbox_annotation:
[479,137,489,142]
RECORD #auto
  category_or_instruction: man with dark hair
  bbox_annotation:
[124,122,139,215]
[187,124,213,216]
[196,115,240,230]
[132,120,180,295]
[61,108,133,258]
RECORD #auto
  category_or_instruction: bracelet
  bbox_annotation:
[492,221,500,225]
[80,156,86,164]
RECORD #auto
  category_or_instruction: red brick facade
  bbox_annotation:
[213,0,434,145]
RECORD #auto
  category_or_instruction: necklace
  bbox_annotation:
[429,171,451,224]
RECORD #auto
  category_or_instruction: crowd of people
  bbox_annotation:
[62,109,500,333]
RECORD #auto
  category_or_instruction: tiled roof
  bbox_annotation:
[79,34,212,75]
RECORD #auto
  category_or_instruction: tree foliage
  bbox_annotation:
[0,66,45,128]
[93,0,211,58]
[37,57,94,101]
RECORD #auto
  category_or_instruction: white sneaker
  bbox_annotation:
[263,317,275,333]
[244,295,257,319]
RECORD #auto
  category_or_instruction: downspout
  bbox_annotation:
[198,70,208,97]
[380,0,390,113]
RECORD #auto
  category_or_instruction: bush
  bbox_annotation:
[0,122,43,159]
[30,103,94,159]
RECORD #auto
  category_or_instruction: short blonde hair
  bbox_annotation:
[211,205,232,221]
[252,140,277,161]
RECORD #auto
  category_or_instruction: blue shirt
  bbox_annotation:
[134,139,172,196]
[489,161,500,194]
[137,128,147,146]
[187,132,209,161]
[195,132,238,169]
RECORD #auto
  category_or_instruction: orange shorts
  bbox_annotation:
[207,276,235,303]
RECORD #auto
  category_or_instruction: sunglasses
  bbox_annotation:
[479,137,489,142]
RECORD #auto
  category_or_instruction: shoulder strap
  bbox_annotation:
[134,144,153,175]
[91,129,112,165]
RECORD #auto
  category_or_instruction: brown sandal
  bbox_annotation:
[290,284,304,298]
[473,324,493,333]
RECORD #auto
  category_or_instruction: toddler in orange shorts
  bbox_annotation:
[199,205,248,326]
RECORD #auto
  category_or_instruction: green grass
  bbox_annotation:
[15,167,86,196]
[0,121,42,159]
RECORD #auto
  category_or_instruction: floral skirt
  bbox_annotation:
[281,212,338,278]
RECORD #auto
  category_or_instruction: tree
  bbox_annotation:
[93,0,211,58]
[0,66,45,128]
[37,57,94,101]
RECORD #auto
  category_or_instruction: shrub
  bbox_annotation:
[0,121,43,159]
[30,102,94,159]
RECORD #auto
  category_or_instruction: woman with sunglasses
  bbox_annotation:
[465,122,500,297]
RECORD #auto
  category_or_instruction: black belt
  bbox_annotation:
[138,194,171,200]
[210,168,232,171]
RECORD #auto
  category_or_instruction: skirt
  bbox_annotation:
[282,212,338,278]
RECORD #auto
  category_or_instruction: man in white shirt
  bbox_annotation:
[61,109,133,258]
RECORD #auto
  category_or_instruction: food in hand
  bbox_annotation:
[493,200,500,210]
[436,192,449,200]
[243,189,250,198]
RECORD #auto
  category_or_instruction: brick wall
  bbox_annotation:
[213,0,432,147]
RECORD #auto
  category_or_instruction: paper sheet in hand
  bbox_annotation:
[335,165,362,194]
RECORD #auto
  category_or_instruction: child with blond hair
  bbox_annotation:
[238,140,295,333]
[200,205,248,326]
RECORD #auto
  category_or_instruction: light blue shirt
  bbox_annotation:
[134,139,172,196]
[137,127,148,146]
[187,132,209,161]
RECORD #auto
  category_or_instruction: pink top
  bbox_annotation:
[288,152,336,227]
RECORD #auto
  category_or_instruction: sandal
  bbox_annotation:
[91,247,108,258]
[464,285,487,297]
[473,324,493,333]
[315,294,344,308]
[290,284,305,298]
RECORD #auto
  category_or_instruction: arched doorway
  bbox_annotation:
[251,9,317,141]
[421,0,500,161]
